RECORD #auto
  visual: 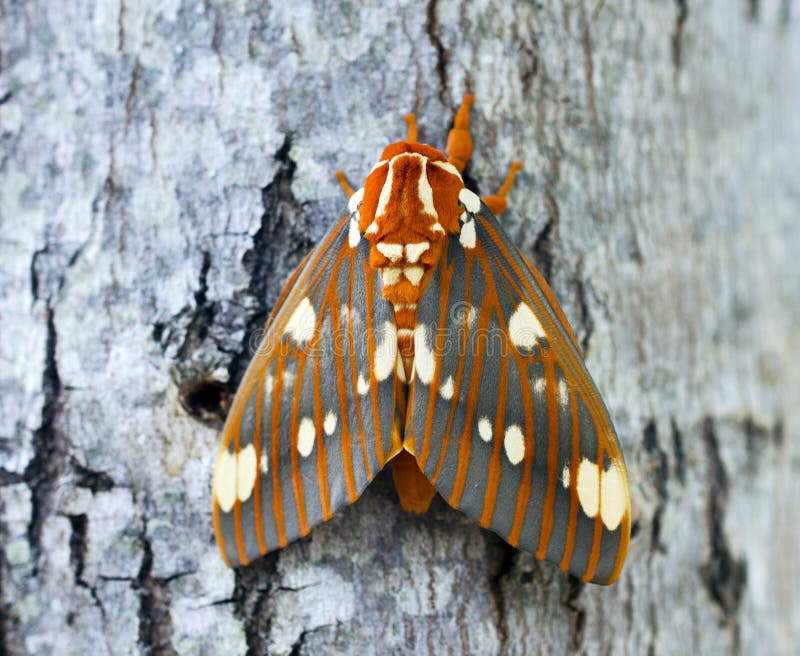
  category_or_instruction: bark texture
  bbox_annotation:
[1,1,799,654]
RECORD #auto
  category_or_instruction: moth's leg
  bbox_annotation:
[334,170,355,198]
[482,161,523,216]
[404,113,418,143]
[446,93,475,173]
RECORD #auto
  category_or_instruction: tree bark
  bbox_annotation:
[1,1,798,654]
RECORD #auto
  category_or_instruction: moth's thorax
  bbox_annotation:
[355,142,465,371]
[357,142,464,303]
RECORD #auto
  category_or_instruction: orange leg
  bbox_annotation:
[482,161,523,216]
[446,93,475,173]
[334,170,355,198]
[404,113,418,143]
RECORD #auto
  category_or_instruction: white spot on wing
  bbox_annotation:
[600,464,626,530]
[508,302,545,350]
[284,297,317,343]
[376,242,404,261]
[265,375,275,395]
[404,265,424,286]
[237,444,257,502]
[503,425,525,465]
[365,221,378,235]
[439,375,454,400]
[577,459,600,518]
[413,324,436,384]
[348,218,361,248]
[459,220,476,249]
[478,417,493,442]
[347,187,364,214]
[373,321,397,381]
[557,379,569,406]
[459,188,481,213]
[357,374,370,395]
[404,241,430,263]
[323,411,337,436]
[297,417,316,457]
[561,464,570,488]
[214,450,237,513]
[259,452,269,474]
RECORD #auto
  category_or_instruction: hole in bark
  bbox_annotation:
[179,379,230,428]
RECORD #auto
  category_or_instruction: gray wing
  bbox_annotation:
[405,204,631,585]
[213,215,400,567]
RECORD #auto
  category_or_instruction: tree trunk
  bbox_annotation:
[2,1,798,654]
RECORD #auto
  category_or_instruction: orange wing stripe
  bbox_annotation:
[427,255,472,478]
[479,351,508,527]
[535,353,559,558]
[362,258,386,467]
[253,373,267,555]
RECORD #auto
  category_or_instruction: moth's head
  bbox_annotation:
[356,143,465,255]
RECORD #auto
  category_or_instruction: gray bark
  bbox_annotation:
[1,1,799,654]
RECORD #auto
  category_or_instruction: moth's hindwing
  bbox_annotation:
[213,216,399,567]
[407,204,631,585]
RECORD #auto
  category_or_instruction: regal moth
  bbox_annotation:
[212,94,631,585]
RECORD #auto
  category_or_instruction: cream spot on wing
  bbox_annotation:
[373,321,397,381]
[365,221,379,235]
[503,425,525,465]
[404,265,424,286]
[282,369,296,387]
[297,417,316,457]
[533,377,546,395]
[478,417,493,442]
[348,218,361,248]
[431,160,463,179]
[439,375,454,400]
[404,241,430,263]
[357,374,370,395]
[284,297,316,343]
[414,324,436,384]
[284,296,317,343]
[265,374,275,395]
[214,450,237,513]
[458,188,481,213]
[381,267,402,286]
[577,459,600,518]
[236,444,257,502]
[600,465,626,531]
[459,220,476,249]
[376,242,404,262]
[259,452,269,474]
[459,211,468,223]
[347,186,364,214]
[418,159,438,218]
[323,411,337,436]
[557,379,569,406]
[561,464,570,488]
[508,302,545,350]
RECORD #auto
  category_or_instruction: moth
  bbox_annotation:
[212,95,631,584]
